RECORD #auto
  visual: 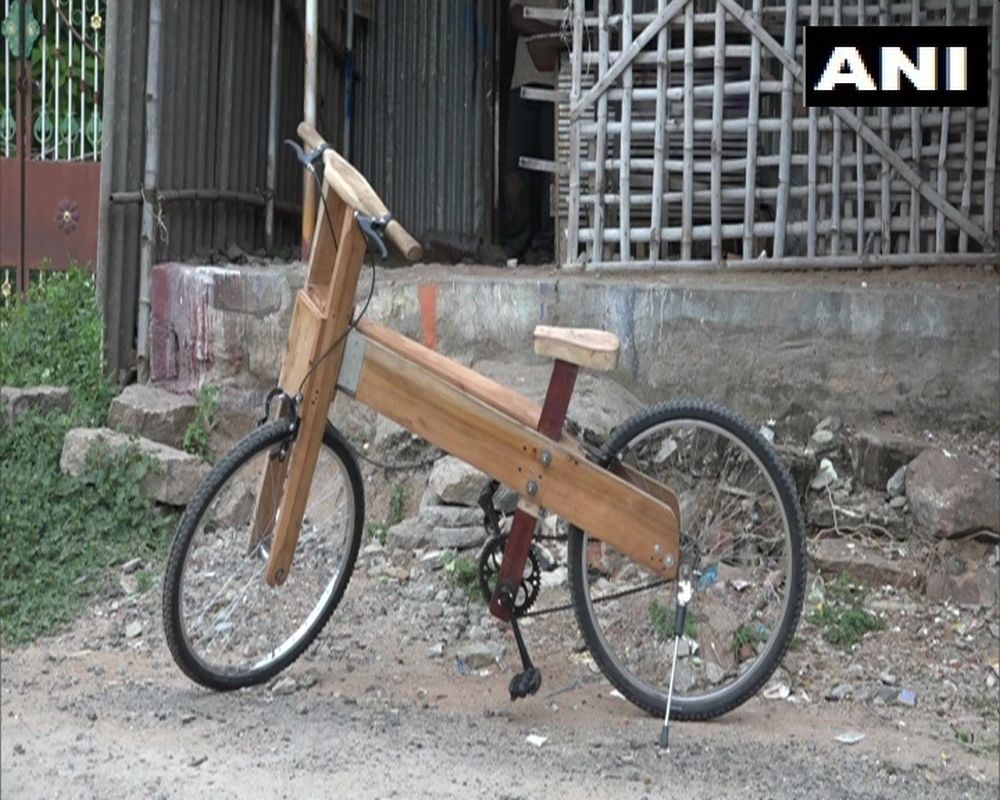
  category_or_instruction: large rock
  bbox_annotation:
[925,538,999,607]
[905,448,1000,539]
[775,444,817,500]
[372,416,438,465]
[434,526,486,550]
[419,504,483,528]
[427,457,488,506]
[810,537,921,590]
[386,517,434,551]
[850,429,928,490]
[107,384,199,450]
[1,385,72,425]
[60,428,209,506]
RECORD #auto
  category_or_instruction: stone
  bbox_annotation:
[825,683,853,701]
[540,566,568,589]
[60,428,210,507]
[924,538,999,608]
[816,415,842,432]
[107,384,199,450]
[886,465,907,498]
[373,416,437,464]
[329,393,378,445]
[124,621,143,639]
[810,459,838,491]
[417,550,446,571]
[867,506,908,540]
[433,526,486,550]
[456,642,504,670]
[889,496,907,510]
[419,505,483,529]
[705,661,726,686]
[385,517,433,551]
[270,677,297,695]
[120,558,143,575]
[777,406,819,446]
[1,385,73,425]
[810,538,921,590]
[428,457,488,506]
[775,445,817,500]
[905,449,1000,539]
[809,428,837,454]
[851,429,927,490]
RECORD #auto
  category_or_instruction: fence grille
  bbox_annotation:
[1,0,106,161]
[544,0,999,269]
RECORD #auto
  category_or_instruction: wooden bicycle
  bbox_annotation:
[162,123,806,736]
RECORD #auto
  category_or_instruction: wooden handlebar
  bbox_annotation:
[297,121,423,262]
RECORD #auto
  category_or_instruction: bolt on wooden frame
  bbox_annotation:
[254,122,680,601]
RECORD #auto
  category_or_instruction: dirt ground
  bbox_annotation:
[2,503,998,800]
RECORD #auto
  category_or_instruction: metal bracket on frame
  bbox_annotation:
[336,329,367,397]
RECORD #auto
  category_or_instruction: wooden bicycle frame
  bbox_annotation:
[256,124,680,606]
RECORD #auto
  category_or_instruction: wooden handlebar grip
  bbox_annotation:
[296,122,422,261]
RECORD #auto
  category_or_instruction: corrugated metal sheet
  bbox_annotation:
[97,0,348,378]
[353,0,493,254]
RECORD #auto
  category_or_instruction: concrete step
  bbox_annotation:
[60,427,209,507]
[107,384,199,451]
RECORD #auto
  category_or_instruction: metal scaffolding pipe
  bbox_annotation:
[301,0,318,259]
[266,0,283,253]
[137,0,163,379]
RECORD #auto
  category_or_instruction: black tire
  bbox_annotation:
[568,400,805,720]
[163,420,364,691]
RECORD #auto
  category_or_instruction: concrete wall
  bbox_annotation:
[149,262,1000,430]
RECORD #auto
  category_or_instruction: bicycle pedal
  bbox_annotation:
[508,667,542,700]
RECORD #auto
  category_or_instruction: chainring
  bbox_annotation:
[476,534,542,617]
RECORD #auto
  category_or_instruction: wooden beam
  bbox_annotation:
[717,0,989,248]
[352,334,680,577]
[569,0,691,122]
[263,180,368,587]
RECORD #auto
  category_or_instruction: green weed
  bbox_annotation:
[0,269,113,424]
[0,271,174,644]
[444,552,480,601]
[183,384,220,463]
[808,574,883,648]
[367,483,407,545]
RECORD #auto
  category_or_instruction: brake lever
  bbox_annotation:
[354,212,392,261]
[285,139,330,171]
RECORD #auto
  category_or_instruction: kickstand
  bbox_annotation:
[508,615,542,700]
[659,566,693,751]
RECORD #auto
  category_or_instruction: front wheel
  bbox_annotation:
[568,400,805,720]
[163,420,364,691]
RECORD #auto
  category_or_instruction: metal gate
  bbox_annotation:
[528,0,999,269]
[1,0,105,294]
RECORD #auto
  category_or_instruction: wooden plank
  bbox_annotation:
[717,0,989,247]
[619,0,634,263]
[569,0,691,122]
[263,186,368,587]
[808,0,820,257]
[935,0,955,254]
[879,0,891,255]
[650,0,669,262]
[743,0,762,259]
[773,0,796,258]
[593,0,610,265]
[249,180,346,550]
[909,0,921,254]
[353,339,679,577]
[681,1,694,260]
[832,0,844,256]
[534,325,620,371]
[710,3,725,263]
[959,0,979,253]
[985,0,999,246]
[567,0,584,268]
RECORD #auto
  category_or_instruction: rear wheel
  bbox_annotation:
[568,400,805,720]
[163,421,364,690]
